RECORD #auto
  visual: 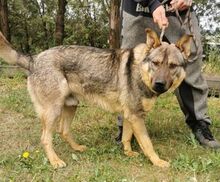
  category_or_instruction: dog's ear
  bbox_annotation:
[176,34,193,59]
[145,28,161,49]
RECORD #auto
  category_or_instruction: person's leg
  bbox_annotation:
[116,7,149,142]
[120,13,147,48]
[117,6,219,148]
[165,12,220,148]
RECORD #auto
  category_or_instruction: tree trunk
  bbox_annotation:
[24,18,30,53]
[39,0,49,49]
[109,0,121,49]
[0,0,10,41]
[55,0,67,45]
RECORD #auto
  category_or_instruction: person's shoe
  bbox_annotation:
[191,121,220,149]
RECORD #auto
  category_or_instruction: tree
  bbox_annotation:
[55,0,67,45]
[36,0,49,49]
[64,0,109,48]
[109,0,120,49]
[0,0,10,41]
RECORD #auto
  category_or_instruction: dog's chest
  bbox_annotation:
[141,97,156,112]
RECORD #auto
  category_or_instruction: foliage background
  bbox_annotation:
[1,0,219,53]
[5,0,110,54]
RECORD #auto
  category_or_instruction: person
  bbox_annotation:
[116,0,220,148]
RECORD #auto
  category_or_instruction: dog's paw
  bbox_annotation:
[75,145,87,152]
[51,158,67,169]
[153,159,170,168]
[124,150,139,157]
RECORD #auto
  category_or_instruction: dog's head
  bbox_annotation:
[134,28,193,94]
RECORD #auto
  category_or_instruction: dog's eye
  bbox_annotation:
[152,61,159,66]
[169,63,177,69]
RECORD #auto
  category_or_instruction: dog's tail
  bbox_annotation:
[0,31,31,70]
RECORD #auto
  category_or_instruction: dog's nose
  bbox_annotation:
[153,80,167,94]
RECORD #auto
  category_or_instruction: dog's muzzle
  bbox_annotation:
[153,80,167,94]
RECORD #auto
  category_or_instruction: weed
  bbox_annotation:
[203,48,220,74]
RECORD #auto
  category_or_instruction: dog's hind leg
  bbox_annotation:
[59,105,87,152]
[41,105,66,169]
[28,71,73,168]
[122,121,139,157]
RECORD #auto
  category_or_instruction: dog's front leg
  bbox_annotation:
[122,120,139,157]
[124,112,170,168]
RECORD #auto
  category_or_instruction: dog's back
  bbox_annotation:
[27,45,126,114]
[0,31,126,113]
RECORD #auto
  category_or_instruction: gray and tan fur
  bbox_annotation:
[0,29,192,168]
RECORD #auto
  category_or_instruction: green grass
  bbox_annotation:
[203,48,220,74]
[0,71,220,181]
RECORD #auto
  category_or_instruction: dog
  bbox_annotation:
[0,29,192,168]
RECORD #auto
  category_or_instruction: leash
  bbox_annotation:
[186,9,201,62]
[160,0,200,62]
[160,27,165,42]
[175,7,200,62]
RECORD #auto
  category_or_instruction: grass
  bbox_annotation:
[203,48,220,74]
[0,71,220,181]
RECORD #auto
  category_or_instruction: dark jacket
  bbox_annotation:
[134,0,162,13]
[123,0,189,17]
[122,0,164,17]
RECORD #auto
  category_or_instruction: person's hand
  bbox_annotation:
[152,5,169,29]
[170,0,192,11]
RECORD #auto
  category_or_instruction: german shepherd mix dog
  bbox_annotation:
[0,29,192,168]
